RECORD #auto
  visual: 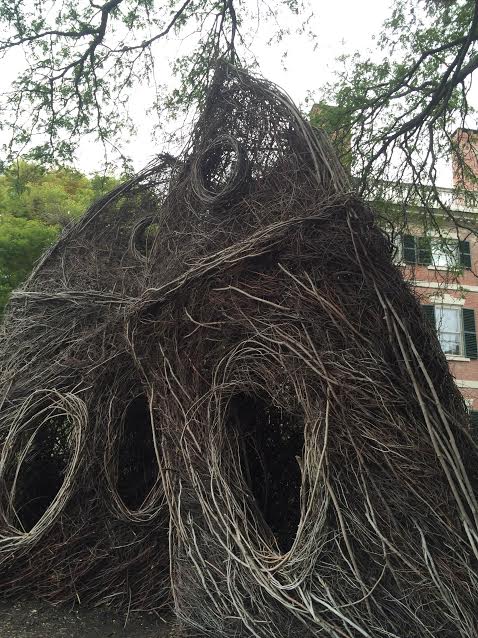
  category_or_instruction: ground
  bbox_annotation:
[0,599,174,637]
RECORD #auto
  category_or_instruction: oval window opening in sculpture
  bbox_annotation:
[132,219,160,259]
[192,135,248,205]
[201,143,238,195]
[12,413,72,533]
[228,393,304,553]
[117,395,158,511]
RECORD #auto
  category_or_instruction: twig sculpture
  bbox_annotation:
[0,63,477,637]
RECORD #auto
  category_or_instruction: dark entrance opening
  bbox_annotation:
[117,395,158,511]
[228,394,304,553]
[12,414,72,532]
[133,217,160,259]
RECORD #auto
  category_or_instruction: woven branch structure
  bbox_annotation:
[1,64,478,637]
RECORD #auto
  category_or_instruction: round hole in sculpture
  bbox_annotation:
[192,135,247,204]
[131,216,160,260]
[8,412,73,533]
[228,393,304,553]
[116,395,158,512]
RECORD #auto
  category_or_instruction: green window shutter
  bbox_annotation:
[470,410,478,427]
[459,241,472,269]
[422,304,436,329]
[469,411,478,440]
[402,235,417,264]
[417,237,432,265]
[463,308,478,359]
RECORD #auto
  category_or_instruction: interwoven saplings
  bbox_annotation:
[1,63,478,637]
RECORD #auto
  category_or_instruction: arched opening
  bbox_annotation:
[192,134,249,206]
[11,413,72,532]
[116,395,158,511]
[201,143,239,194]
[131,216,160,260]
[228,394,304,553]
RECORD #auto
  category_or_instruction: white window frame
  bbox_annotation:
[430,238,459,270]
[434,305,464,357]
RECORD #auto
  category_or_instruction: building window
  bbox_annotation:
[435,306,462,355]
[422,305,478,359]
[402,235,432,265]
[402,235,471,269]
[431,238,459,268]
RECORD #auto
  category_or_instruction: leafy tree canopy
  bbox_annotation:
[0,0,312,165]
[0,161,119,312]
[0,161,119,225]
[321,0,478,232]
[0,214,58,312]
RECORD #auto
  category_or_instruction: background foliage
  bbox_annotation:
[0,162,118,313]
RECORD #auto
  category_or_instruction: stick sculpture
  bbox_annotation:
[0,64,477,637]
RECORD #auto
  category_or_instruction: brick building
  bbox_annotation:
[397,128,478,419]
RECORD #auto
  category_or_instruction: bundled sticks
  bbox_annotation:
[0,63,477,637]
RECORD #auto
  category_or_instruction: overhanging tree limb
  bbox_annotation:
[0,0,309,165]
[322,0,478,233]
